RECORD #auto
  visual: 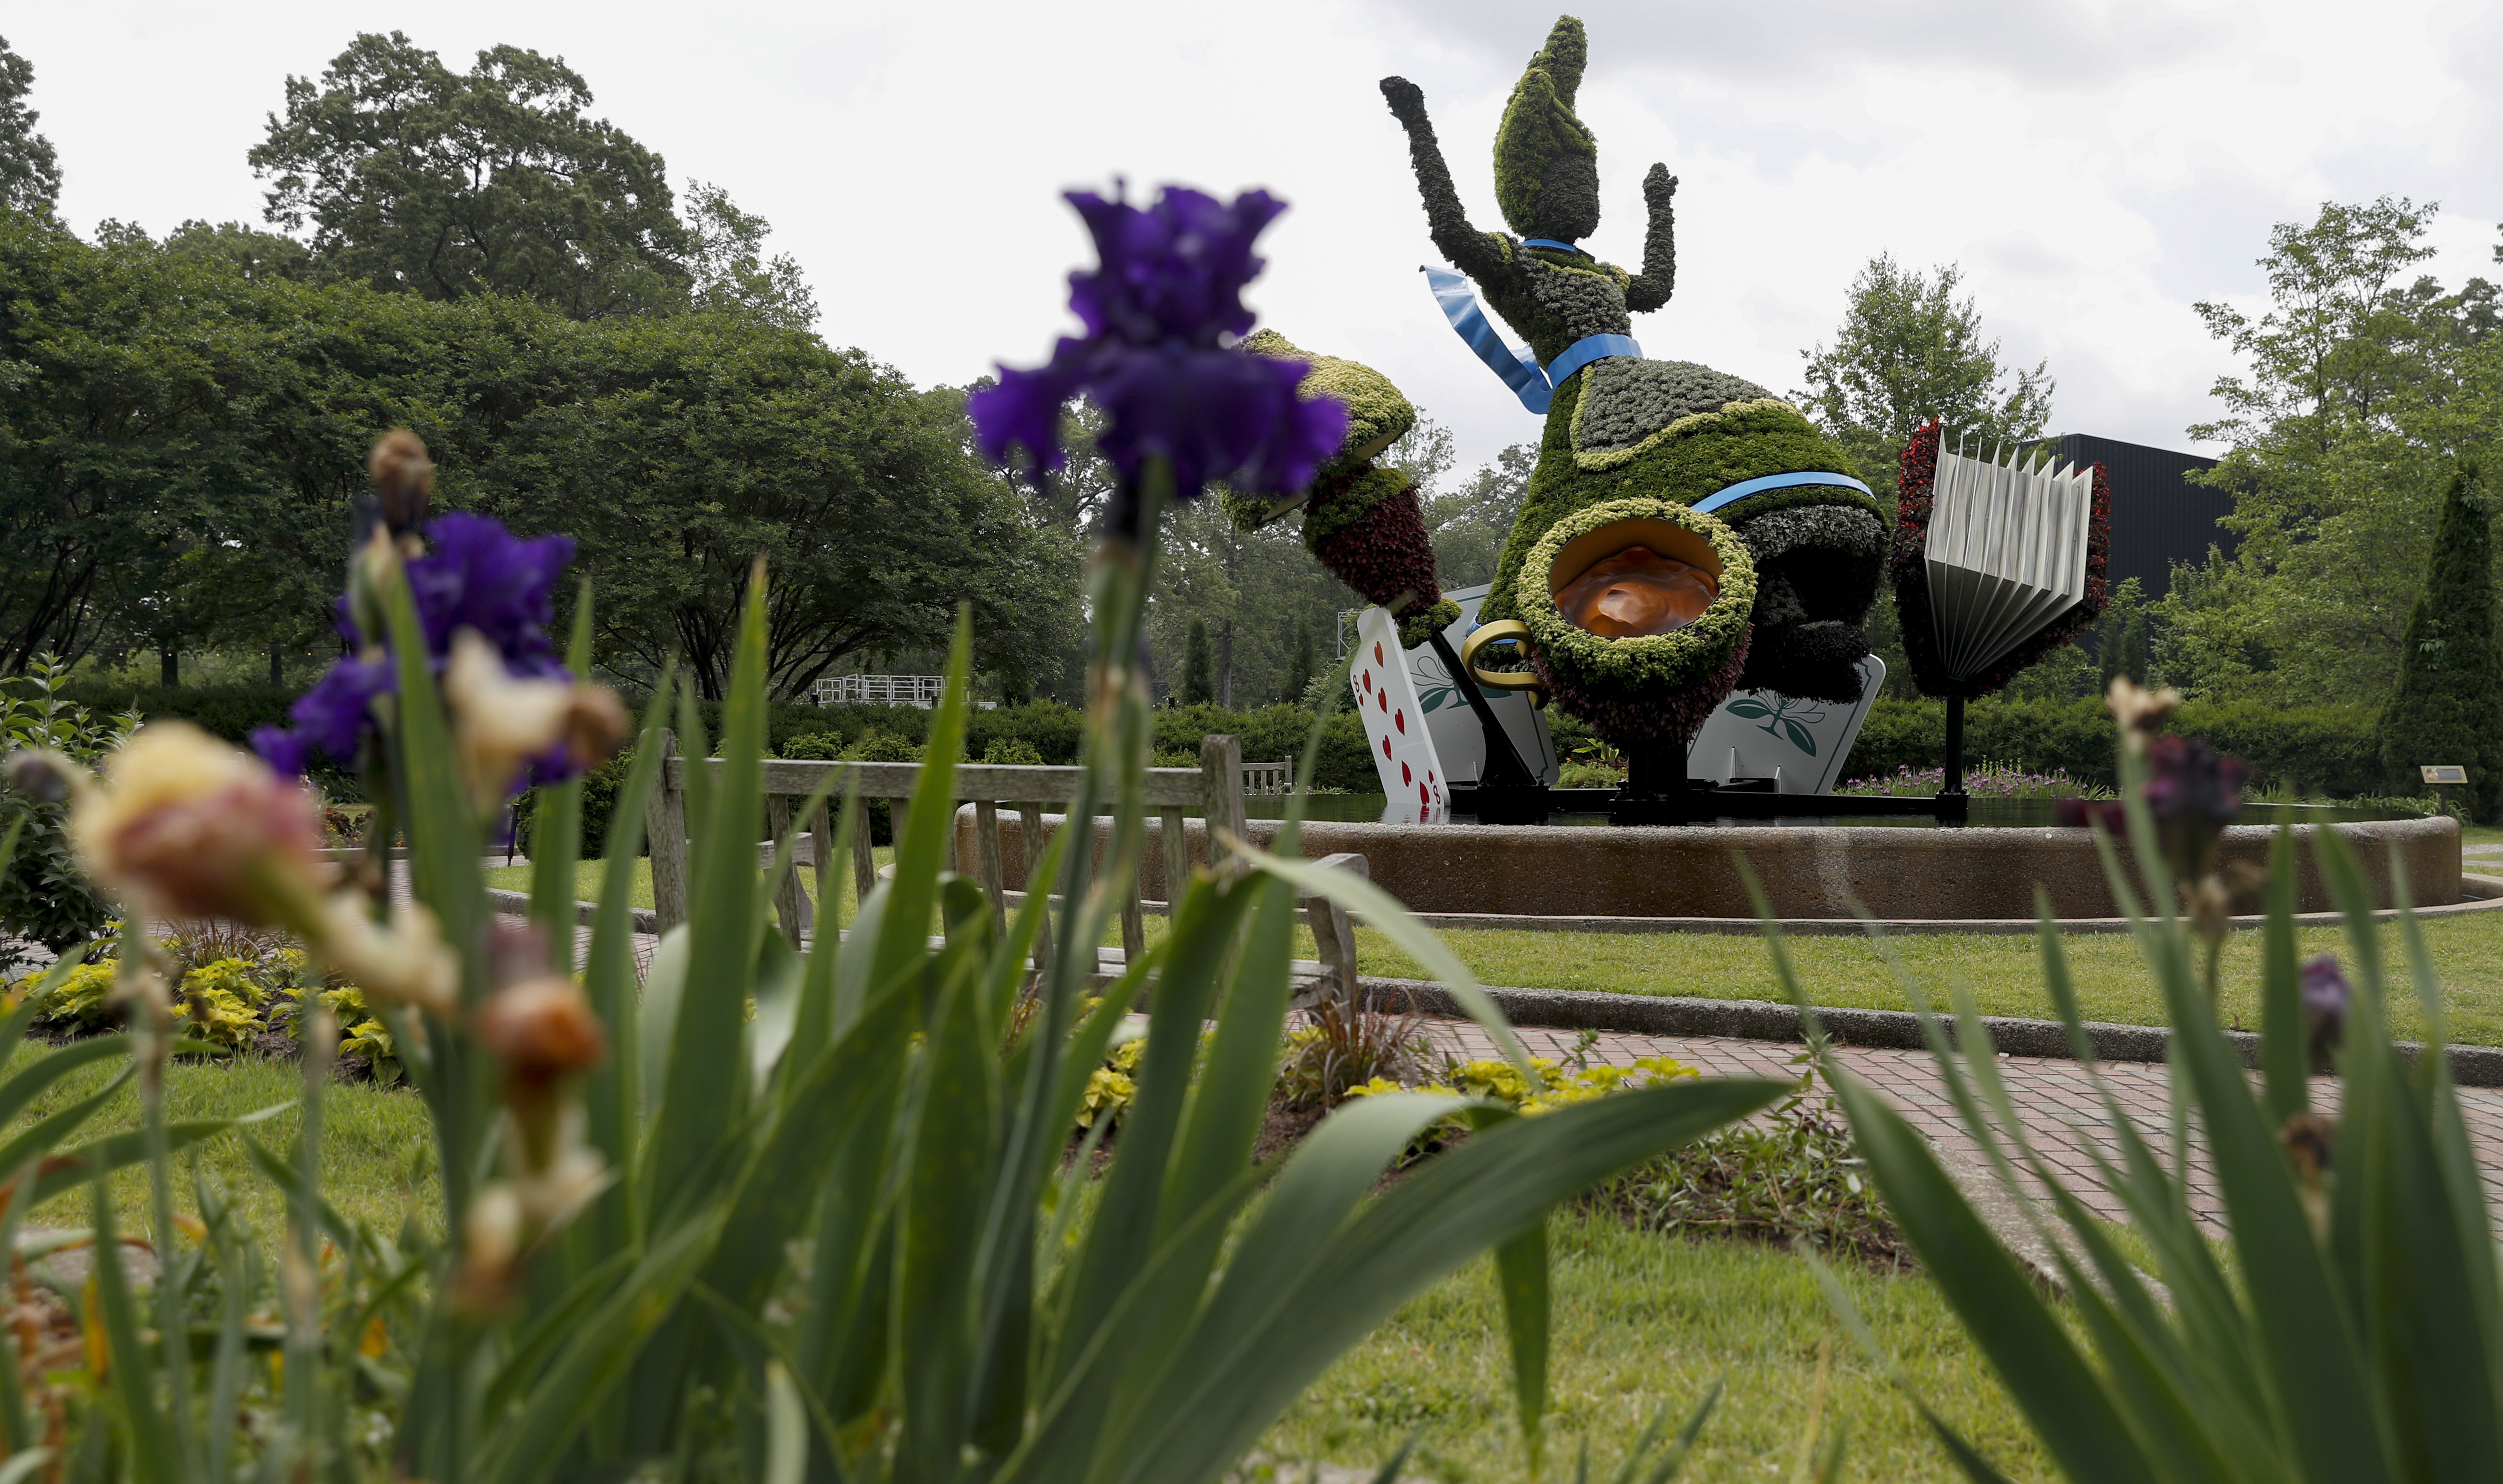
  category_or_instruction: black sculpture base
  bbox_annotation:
[1446,778,1966,826]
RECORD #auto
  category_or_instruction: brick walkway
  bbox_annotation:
[1421,1018,2503,1229]
[599,909,2503,1232]
[55,882,2503,1236]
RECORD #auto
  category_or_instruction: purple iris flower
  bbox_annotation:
[404,513,575,679]
[968,185,1348,526]
[2144,735,2248,831]
[255,512,578,782]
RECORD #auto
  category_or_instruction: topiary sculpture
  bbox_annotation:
[1219,329,1462,649]
[1380,16,1886,748]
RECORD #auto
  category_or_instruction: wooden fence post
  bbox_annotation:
[809,798,836,933]
[850,799,877,911]
[646,728,691,934]
[1018,804,1054,973]
[1296,852,1368,1006]
[973,799,1007,934]
[765,794,811,948]
[1199,734,1248,871]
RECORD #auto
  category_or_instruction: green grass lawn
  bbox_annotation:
[493,858,2503,1046]
[12,1055,437,1242]
[5,1044,2041,1481]
[1259,1216,2046,1482]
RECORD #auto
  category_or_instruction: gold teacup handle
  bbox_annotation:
[1459,620,1545,704]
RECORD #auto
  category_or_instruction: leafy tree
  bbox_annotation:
[2097,577,2152,691]
[251,32,695,317]
[465,328,1078,701]
[683,181,817,329]
[0,215,317,674]
[163,219,314,281]
[2378,464,2503,820]
[2159,200,2501,706]
[1796,255,2056,697]
[1281,620,1316,704]
[1796,255,2054,503]
[1182,616,1216,706]
[0,36,56,215]
[1426,440,1532,590]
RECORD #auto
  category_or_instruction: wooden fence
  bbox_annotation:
[644,733,1262,973]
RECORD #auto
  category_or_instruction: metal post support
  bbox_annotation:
[1941,694,1969,797]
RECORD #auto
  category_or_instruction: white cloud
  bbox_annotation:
[12,0,2499,475]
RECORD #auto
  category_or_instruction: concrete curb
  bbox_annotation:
[1354,976,2503,1088]
[1380,872,2503,936]
[477,883,2503,1088]
[483,887,659,936]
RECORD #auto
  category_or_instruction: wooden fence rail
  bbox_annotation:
[643,731,1255,970]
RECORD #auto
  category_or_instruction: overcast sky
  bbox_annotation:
[15,1,2501,474]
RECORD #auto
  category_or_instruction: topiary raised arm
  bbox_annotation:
[1624,163,1679,314]
[1379,76,1508,282]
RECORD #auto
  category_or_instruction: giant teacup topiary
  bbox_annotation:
[1381,15,1886,744]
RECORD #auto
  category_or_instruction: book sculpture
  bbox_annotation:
[1920,437,2098,682]
[1381,15,1889,754]
[1889,422,2111,701]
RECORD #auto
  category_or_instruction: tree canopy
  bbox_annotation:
[0,212,1076,699]
[1796,255,2054,501]
[250,33,696,318]
[0,36,56,215]
[2158,199,2501,706]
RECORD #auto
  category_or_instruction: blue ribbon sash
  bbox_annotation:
[1421,267,1639,415]
[1691,469,1876,514]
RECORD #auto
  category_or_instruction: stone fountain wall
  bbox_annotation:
[959,812,2460,921]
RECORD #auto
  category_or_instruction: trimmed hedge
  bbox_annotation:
[1840,696,2383,799]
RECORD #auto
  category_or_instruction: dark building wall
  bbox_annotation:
[2031,434,2231,597]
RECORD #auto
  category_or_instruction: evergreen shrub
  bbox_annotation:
[1842,695,2384,800]
[2377,464,2503,820]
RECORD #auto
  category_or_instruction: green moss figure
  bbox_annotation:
[1220,330,1460,647]
[1381,15,1886,743]
[1493,18,1599,243]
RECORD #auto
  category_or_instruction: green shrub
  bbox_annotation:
[59,677,367,800]
[980,736,1046,766]
[970,698,1083,764]
[778,730,843,761]
[513,748,644,860]
[1839,694,2382,799]
[1,657,138,957]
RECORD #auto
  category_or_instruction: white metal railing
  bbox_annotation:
[1241,760,1294,797]
[813,674,946,708]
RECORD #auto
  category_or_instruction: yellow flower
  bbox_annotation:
[1632,1055,1699,1085]
[1339,1076,1407,1100]
[1077,1067,1136,1129]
